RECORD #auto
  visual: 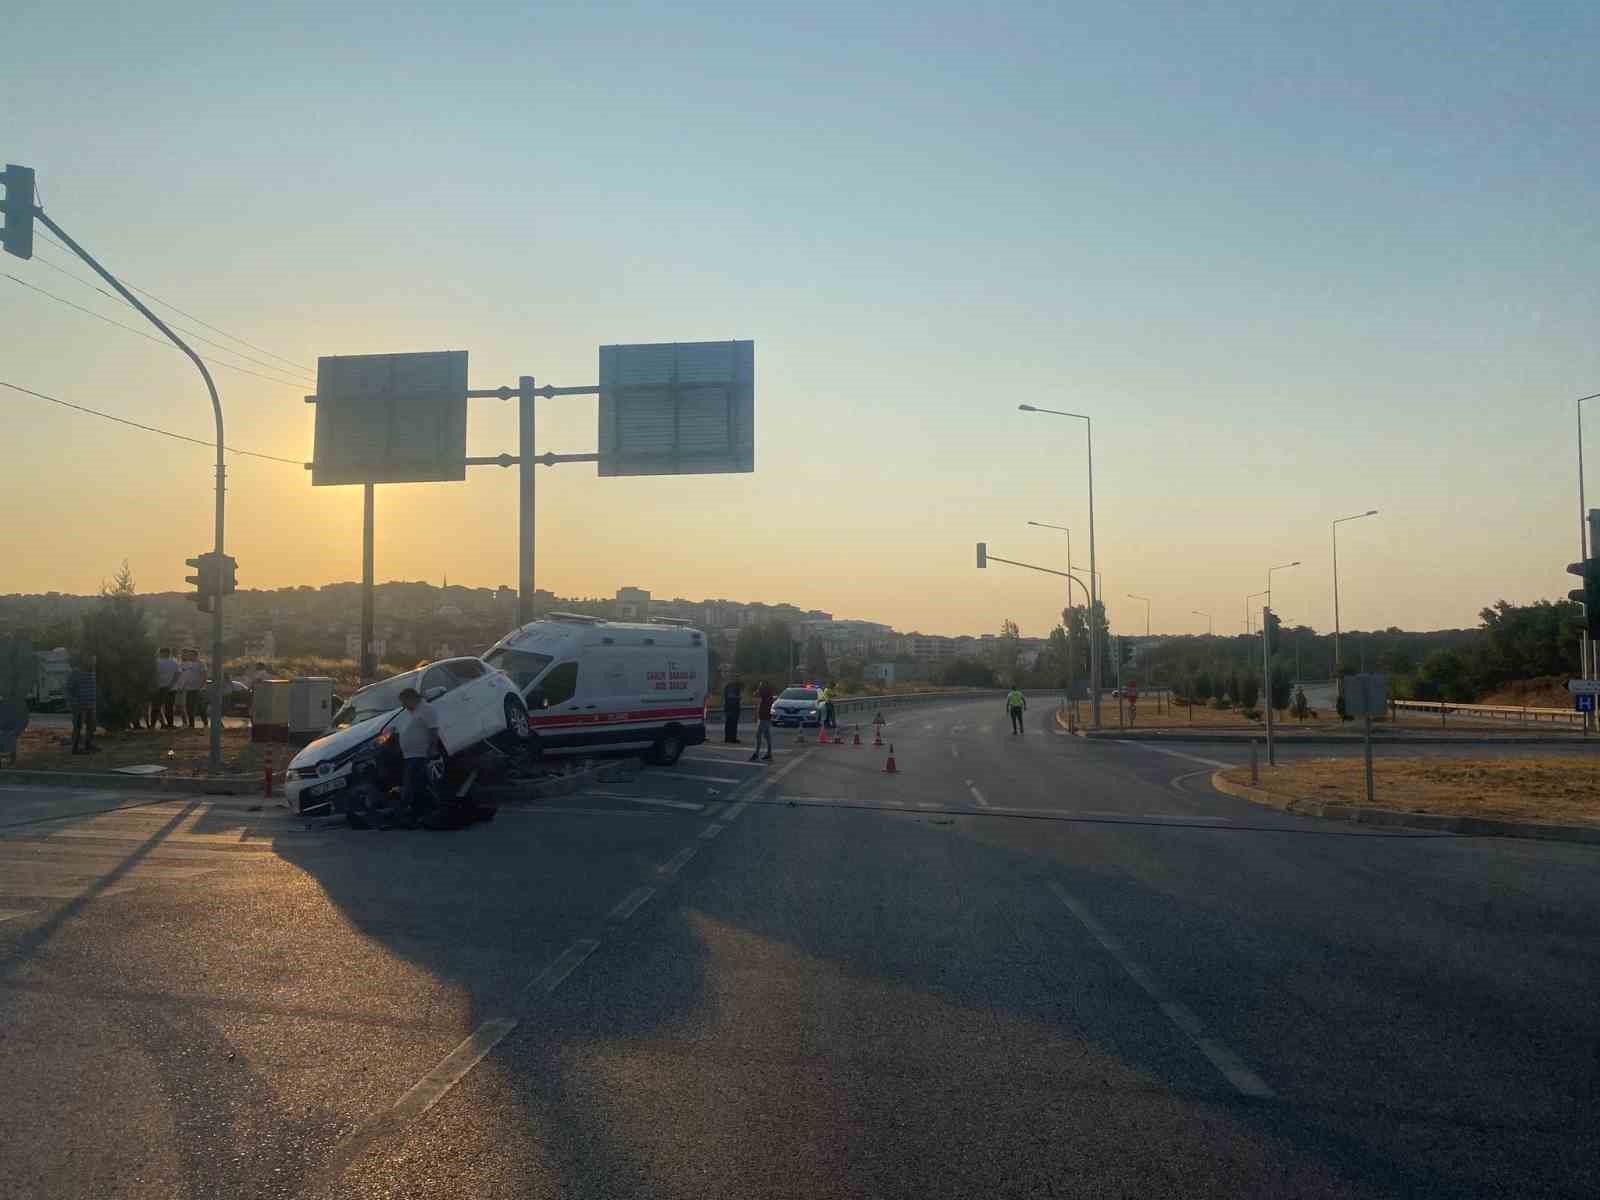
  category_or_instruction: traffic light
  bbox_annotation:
[2,164,35,260]
[976,542,987,568]
[1568,511,1600,641]
[185,554,216,614]
[216,554,238,596]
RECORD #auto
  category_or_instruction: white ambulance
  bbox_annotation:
[482,614,709,765]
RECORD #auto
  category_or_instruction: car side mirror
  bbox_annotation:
[527,689,547,710]
[424,686,446,702]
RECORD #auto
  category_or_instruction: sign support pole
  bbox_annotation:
[1263,605,1275,767]
[360,484,375,683]
[1363,712,1374,805]
[517,376,536,626]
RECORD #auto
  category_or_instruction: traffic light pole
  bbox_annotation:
[1263,605,1276,766]
[35,209,227,773]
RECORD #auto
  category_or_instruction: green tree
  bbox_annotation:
[996,618,1022,679]
[1269,667,1293,712]
[75,562,155,731]
[802,637,830,680]
[1238,672,1260,710]
[1415,648,1471,701]
[1193,671,1214,703]
[939,657,995,688]
[735,621,794,676]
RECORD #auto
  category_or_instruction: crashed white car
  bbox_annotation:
[280,657,526,814]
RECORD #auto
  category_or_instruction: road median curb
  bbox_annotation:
[0,767,262,795]
[1208,770,1600,845]
[1093,730,1592,746]
[479,756,643,804]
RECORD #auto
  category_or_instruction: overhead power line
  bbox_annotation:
[34,228,313,374]
[26,248,314,383]
[2,379,303,465]
[2,272,310,390]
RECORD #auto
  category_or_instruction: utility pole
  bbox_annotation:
[25,185,229,772]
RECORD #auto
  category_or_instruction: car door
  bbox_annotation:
[418,663,473,753]
[441,657,500,743]
[529,660,582,745]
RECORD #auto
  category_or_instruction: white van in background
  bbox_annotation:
[483,614,708,765]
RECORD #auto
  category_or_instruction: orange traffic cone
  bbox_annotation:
[818,727,829,744]
[883,744,898,774]
[852,728,861,746]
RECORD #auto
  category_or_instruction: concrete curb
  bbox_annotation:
[1088,730,1594,746]
[478,756,643,804]
[1208,770,1600,845]
[0,767,265,796]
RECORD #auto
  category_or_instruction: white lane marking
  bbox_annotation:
[950,746,959,759]
[584,793,703,812]
[702,802,726,819]
[979,723,994,735]
[648,771,740,785]
[881,799,907,808]
[607,886,655,921]
[386,938,600,1126]
[923,723,934,731]
[967,783,990,808]
[916,802,937,810]
[1048,882,1274,1099]
[723,801,749,822]
[1117,741,1233,770]
[698,823,725,840]
[0,909,26,923]
[657,845,699,878]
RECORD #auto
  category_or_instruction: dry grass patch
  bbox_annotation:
[1223,756,1600,825]
[7,725,273,777]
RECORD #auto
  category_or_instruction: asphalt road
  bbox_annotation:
[1,697,1596,1198]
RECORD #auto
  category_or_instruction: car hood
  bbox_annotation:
[288,711,398,769]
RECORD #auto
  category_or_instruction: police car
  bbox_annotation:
[770,686,823,728]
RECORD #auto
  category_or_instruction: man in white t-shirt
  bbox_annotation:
[153,648,180,729]
[396,687,442,822]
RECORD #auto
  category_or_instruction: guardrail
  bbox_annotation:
[1391,699,1586,730]
[708,688,1012,723]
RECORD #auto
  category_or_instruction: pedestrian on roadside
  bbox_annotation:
[820,682,837,732]
[154,646,180,729]
[65,652,98,754]
[750,680,775,762]
[1006,684,1027,735]
[396,686,442,823]
[722,675,744,744]
[175,649,203,729]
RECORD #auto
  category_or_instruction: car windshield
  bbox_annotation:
[779,688,818,701]
[483,647,554,690]
[332,670,419,727]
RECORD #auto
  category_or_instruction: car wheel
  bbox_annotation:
[504,695,531,740]
[651,727,684,767]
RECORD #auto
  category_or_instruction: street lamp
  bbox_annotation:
[1020,404,1100,727]
[1332,510,1379,682]
[1025,521,1092,712]
[1192,610,1212,636]
[1127,593,1151,636]
[1578,393,1600,681]
[1244,590,1267,636]
[1266,560,1300,610]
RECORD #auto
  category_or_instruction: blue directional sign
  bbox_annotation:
[1576,693,1595,714]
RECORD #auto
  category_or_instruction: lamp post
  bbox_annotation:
[1020,404,1100,726]
[1245,590,1267,636]
[1027,521,1091,709]
[1332,510,1379,690]
[1267,560,1300,611]
[1127,593,1151,637]
[1192,610,1212,636]
[1579,394,1600,685]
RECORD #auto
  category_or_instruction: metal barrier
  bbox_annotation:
[1390,699,1585,730]
[708,688,1011,723]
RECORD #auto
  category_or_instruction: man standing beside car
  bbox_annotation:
[396,686,442,823]
[750,680,774,762]
[722,675,743,744]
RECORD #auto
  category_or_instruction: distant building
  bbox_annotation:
[344,632,387,661]
[615,586,651,620]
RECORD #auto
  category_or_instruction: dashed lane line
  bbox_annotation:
[657,845,699,879]
[607,886,656,922]
[698,822,725,840]
[579,792,704,812]
[1049,881,1274,1099]
[966,780,990,808]
[1116,741,1233,770]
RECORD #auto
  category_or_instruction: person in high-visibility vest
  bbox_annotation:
[1006,686,1026,735]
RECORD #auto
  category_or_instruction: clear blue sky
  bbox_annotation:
[4,1,1597,639]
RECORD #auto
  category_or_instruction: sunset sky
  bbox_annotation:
[4,1,1598,639]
